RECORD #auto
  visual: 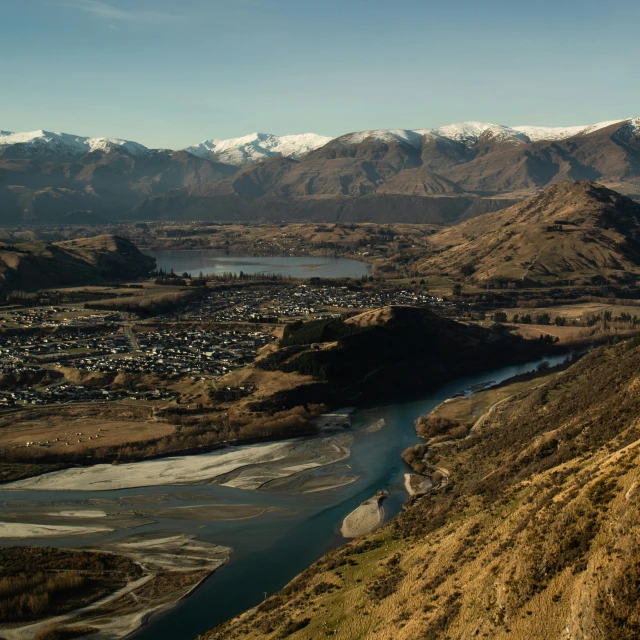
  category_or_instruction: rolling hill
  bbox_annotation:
[0,234,155,290]
[417,181,640,286]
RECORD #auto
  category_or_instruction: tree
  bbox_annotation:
[452,284,463,296]
[535,312,551,325]
[493,311,508,323]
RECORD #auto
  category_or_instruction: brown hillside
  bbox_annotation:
[376,167,465,195]
[344,305,446,329]
[205,339,640,640]
[0,234,155,290]
[2,120,640,223]
[418,181,640,285]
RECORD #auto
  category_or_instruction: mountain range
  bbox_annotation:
[1,118,639,224]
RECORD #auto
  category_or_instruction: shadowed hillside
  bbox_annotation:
[0,234,155,290]
[254,306,553,408]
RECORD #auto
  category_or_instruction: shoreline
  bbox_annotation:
[1,356,572,639]
[340,491,388,538]
[5,434,353,492]
[0,534,231,640]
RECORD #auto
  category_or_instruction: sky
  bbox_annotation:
[0,0,639,149]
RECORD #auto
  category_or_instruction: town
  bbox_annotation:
[0,280,453,410]
[170,282,443,323]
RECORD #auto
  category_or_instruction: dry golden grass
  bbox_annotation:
[0,413,175,453]
[428,368,560,429]
[418,182,640,285]
[510,322,638,344]
[498,302,640,321]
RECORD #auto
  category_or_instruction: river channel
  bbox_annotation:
[0,353,570,640]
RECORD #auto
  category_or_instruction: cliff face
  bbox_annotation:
[206,339,640,640]
[0,234,155,290]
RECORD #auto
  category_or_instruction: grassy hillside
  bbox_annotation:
[419,181,640,286]
[206,338,640,640]
[0,234,155,290]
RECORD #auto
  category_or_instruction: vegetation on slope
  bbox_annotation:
[0,547,141,623]
[265,306,553,405]
[205,338,640,640]
[420,181,640,286]
[0,234,155,290]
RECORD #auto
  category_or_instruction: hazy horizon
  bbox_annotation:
[1,0,639,148]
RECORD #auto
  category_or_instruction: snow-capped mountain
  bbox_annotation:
[1,119,637,167]
[512,120,630,142]
[424,121,530,144]
[2,117,640,225]
[185,132,333,166]
[335,129,425,148]
[0,130,151,159]
[337,119,635,148]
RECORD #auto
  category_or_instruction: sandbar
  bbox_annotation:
[340,491,387,538]
[0,521,113,538]
[5,435,352,492]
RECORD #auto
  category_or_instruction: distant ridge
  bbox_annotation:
[2,118,637,165]
[1,118,639,224]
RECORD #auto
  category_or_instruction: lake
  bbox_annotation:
[145,251,371,279]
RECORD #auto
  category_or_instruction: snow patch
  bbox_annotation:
[186,132,333,166]
[338,129,424,147]
[0,129,150,158]
[427,121,529,144]
[513,119,629,141]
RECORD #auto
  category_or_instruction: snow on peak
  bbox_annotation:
[0,129,150,158]
[336,122,529,149]
[425,121,529,144]
[338,129,424,147]
[513,119,630,142]
[2,118,637,166]
[626,117,640,133]
[185,132,333,166]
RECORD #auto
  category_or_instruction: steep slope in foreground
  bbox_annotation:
[207,339,640,640]
[419,181,640,285]
[0,234,155,290]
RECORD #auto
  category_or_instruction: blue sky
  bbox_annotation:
[1,0,638,148]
